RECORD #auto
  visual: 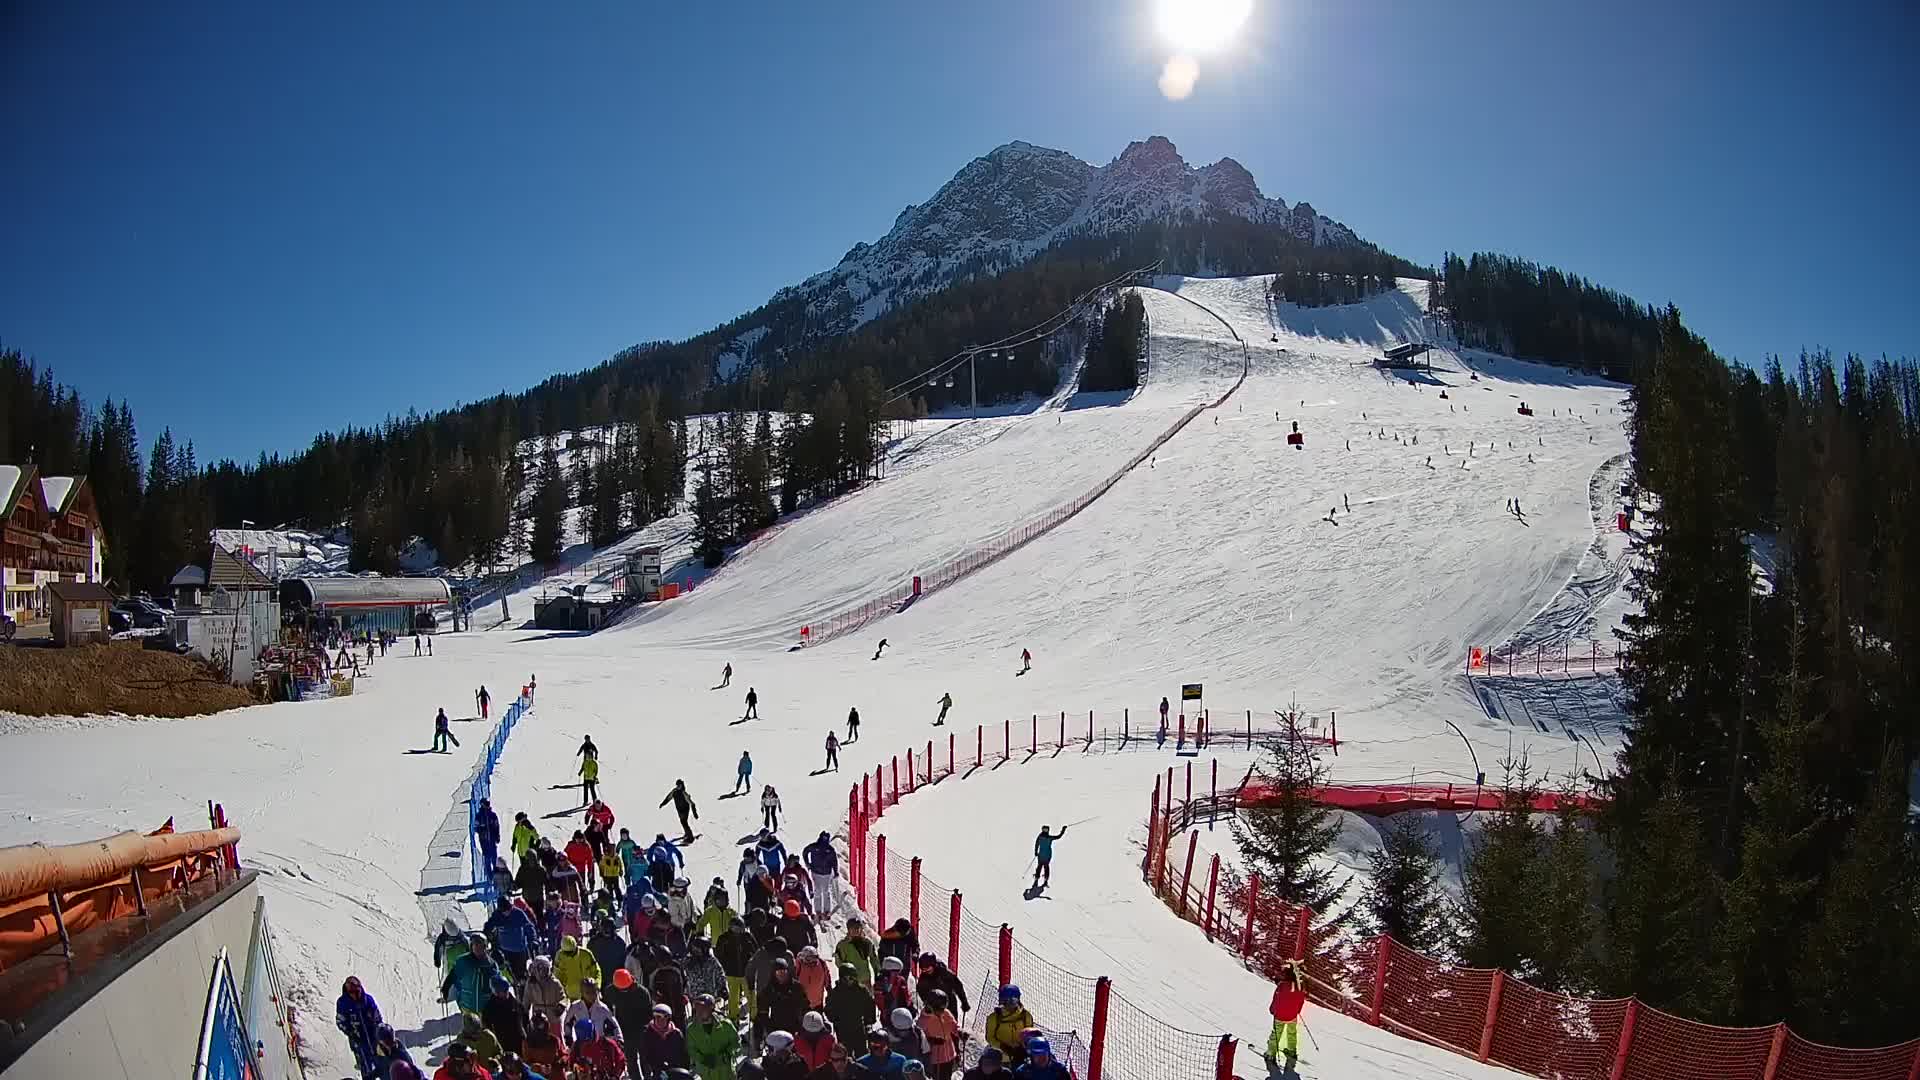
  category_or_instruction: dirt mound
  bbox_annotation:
[0,641,261,718]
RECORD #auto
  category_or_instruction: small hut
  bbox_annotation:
[47,581,114,645]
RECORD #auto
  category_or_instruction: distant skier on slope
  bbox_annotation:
[872,639,888,661]
[580,751,601,805]
[660,780,699,844]
[744,688,759,721]
[578,734,599,761]
[734,751,753,795]
[934,693,952,726]
[824,732,840,772]
[721,662,732,688]
[1019,649,1031,675]
[846,707,860,743]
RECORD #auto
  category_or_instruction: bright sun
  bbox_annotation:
[1153,0,1254,54]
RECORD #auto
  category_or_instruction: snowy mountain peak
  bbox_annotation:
[737,137,1365,377]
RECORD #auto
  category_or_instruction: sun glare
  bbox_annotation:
[1153,0,1254,54]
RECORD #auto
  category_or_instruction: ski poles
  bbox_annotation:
[1301,1017,1320,1053]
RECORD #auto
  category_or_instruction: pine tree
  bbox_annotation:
[1795,753,1920,1045]
[1459,764,1546,975]
[1711,616,1823,1024]
[528,440,566,566]
[1361,815,1448,953]
[1229,712,1349,913]
[690,447,727,569]
[1534,789,1596,993]
[1602,788,1717,1014]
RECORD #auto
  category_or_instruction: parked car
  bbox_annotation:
[108,608,134,633]
[0,613,14,643]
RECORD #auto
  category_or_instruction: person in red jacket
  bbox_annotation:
[565,832,596,889]
[1266,960,1307,1067]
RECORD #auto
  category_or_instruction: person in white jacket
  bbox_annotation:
[761,785,783,832]
[667,876,699,931]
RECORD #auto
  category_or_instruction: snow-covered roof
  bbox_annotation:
[39,475,76,513]
[171,565,209,587]
[0,465,22,514]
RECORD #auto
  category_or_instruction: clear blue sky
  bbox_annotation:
[3,0,1913,464]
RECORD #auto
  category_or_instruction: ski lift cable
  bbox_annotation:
[881,260,1161,402]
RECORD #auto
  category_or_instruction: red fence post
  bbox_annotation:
[948,890,962,972]
[1368,935,1391,1026]
[909,856,922,933]
[1241,873,1260,955]
[1088,709,1094,745]
[1210,758,1219,830]
[1030,714,1037,752]
[976,725,983,767]
[948,733,954,776]
[1293,905,1313,961]
[1204,854,1221,940]
[1906,1044,1920,1080]
[1146,776,1162,884]
[1214,1035,1238,1080]
[926,739,933,783]
[907,748,916,792]
[1186,759,1193,809]
[1608,1000,1639,1080]
[1178,713,1186,748]
[998,925,1013,987]
[1179,831,1199,917]
[891,757,899,804]
[876,835,889,926]
[1003,719,1010,761]
[1477,970,1505,1062]
[1086,977,1111,1080]
[1058,711,1065,747]
[1760,1024,1788,1080]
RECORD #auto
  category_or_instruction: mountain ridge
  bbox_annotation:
[711,135,1364,378]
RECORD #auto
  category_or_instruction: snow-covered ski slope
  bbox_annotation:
[0,276,1634,1079]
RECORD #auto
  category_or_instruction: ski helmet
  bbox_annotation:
[999,984,1021,1003]
[890,1007,915,1030]
[764,1030,794,1052]
[802,1011,826,1033]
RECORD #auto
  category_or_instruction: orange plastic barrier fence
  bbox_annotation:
[0,825,240,972]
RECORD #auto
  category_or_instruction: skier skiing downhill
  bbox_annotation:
[1019,648,1031,675]
[934,693,952,726]
[872,638,888,660]
[744,687,759,720]
[1266,959,1308,1070]
[477,684,491,719]
[721,662,732,688]
[846,707,861,743]
[660,780,699,843]
[734,751,753,795]
[433,708,458,752]
[1031,825,1067,887]
[824,732,841,772]
[803,831,839,921]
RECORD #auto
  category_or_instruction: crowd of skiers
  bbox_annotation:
[341,759,1071,1078]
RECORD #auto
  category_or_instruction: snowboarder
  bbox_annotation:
[1265,959,1308,1070]
[761,784,783,832]
[803,831,839,921]
[580,751,601,805]
[1019,648,1031,675]
[1031,825,1067,887]
[846,707,860,743]
[477,685,491,719]
[433,708,459,753]
[474,798,501,877]
[872,639,888,660]
[660,780,700,844]
[934,693,952,726]
[734,751,754,795]
[744,687,759,720]
[825,732,841,772]
[721,662,732,688]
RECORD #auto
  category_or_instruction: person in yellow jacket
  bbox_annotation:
[597,848,624,892]
[697,883,736,945]
[984,984,1036,1063]
[579,754,601,805]
[553,935,601,1001]
[510,812,540,862]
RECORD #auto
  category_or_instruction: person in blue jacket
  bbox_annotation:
[646,834,685,891]
[1014,1037,1072,1079]
[335,975,385,1079]
[756,829,787,879]
[367,1023,415,1079]
[855,1026,910,1078]
[486,898,538,979]
[803,831,840,920]
[474,798,501,879]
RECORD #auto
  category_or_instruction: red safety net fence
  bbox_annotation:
[1145,773,1920,1080]
[850,735,1239,1078]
